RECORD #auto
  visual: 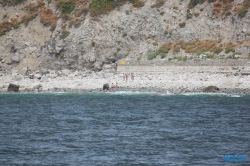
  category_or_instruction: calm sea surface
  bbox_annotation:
[0,92,249,166]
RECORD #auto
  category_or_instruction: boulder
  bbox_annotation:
[11,55,21,63]
[202,86,219,93]
[7,83,19,92]
[103,84,109,91]
[34,74,42,79]
[33,84,43,92]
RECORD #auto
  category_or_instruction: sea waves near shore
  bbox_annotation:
[0,92,249,165]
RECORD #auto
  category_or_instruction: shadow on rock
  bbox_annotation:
[202,86,219,93]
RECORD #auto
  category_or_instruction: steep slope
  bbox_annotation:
[0,0,249,74]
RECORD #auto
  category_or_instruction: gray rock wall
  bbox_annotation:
[0,0,249,74]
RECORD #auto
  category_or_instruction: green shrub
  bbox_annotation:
[0,0,26,6]
[57,1,75,16]
[90,0,127,16]
[177,56,187,61]
[227,54,235,59]
[205,54,214,59]
[160,52,166,59]
[60,54,64,59]
[238,8,248,18]
[226,11,232,16]
[213,47,223,54]
[152,41,158,46]
[196,52,203,55]
[129,0,145,8]
[247,54,250,60]
[159,47,170,53]
[225,48,234,54]
[148,51,160,60]
[124,53,129,58]
[218,38,222,43]
[60,30,70,39]
[188,0,206,9]
[164,30,172,35]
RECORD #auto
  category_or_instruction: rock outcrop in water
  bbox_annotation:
[103,84,109,91]
[7,83,19,92]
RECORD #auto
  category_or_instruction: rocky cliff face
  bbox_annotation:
[0,0,249,74]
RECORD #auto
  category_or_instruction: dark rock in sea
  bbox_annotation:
[7,83,19,92]
[103,84,109,91]
[202,86,220,93]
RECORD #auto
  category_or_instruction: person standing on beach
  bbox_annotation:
[131,73,134,81]
[125,74,128,82]
[111,83,116,88]
[123,73,126,81]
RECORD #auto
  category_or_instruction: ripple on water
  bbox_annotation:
[0,93,249,165]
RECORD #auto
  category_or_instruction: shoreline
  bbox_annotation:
[1,87,250,95]
[0,74,250,95]
[1,61,250,95]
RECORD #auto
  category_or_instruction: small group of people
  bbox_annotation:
[111,82,118,88]
[123,73,134,82]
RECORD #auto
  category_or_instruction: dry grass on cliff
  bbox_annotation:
[0,21,13,36]
[0,0,58,35]
[74,5,89,17]
[69,17,82,28]
[187,0,246,18]
[181,40,217,53]
[21,13,38,26]
[225,42,237,53]
[21,2,40,26]
[40,7,57,31]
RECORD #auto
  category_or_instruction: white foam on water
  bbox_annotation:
[108,91,158,95]
[158,91,174,96]
[182,92,243,97]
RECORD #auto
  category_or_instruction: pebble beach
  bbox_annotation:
[1,59,250,94]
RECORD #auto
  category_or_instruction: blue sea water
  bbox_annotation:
[0,92,249,166]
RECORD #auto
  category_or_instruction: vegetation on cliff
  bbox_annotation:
[147,40,249,60]
[0,0,27,6]
[1,0,249,36]
[0,0,57,35]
